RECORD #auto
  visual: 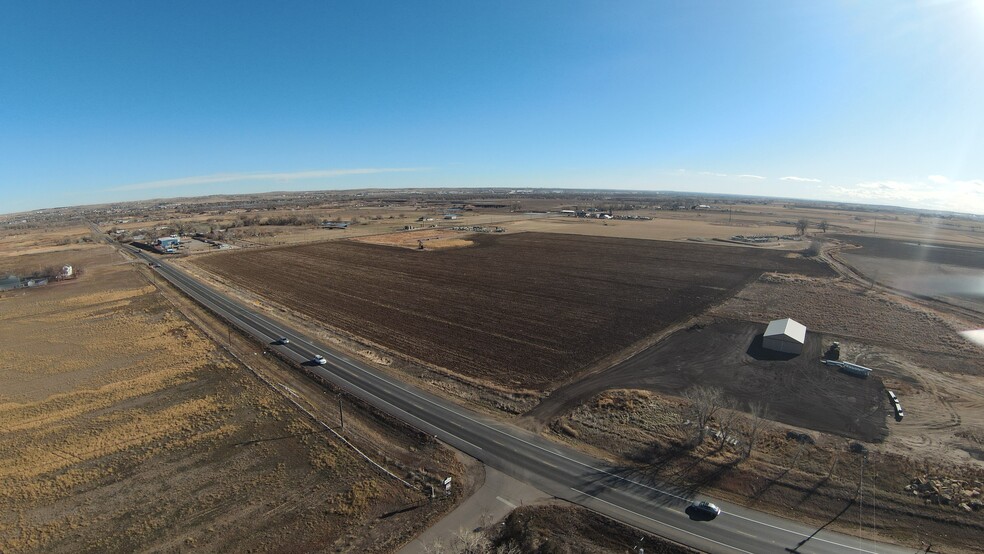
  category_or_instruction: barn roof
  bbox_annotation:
[764,318,806,344]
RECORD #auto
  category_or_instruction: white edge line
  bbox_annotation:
[496,496,518,509]
[570,487,754,554]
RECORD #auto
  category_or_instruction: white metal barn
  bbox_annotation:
[762,318,807,355]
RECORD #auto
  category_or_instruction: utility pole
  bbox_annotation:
[857,453,866,545]
[338,393,344,433]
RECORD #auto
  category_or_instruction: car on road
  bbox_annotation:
[691,501,721,518]
[278,337,290,344]
[313,354,326,365]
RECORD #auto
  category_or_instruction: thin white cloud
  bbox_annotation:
[107,167,428,192]
[780,176,822,183]
[699,171,729,177]
[827,175,984,214]
[737,174,766,180]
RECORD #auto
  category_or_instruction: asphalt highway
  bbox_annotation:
[136,250,918,554]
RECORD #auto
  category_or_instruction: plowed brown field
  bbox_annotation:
[193,233,833,390]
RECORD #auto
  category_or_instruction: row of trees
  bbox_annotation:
[226,214,321,228]
[683,385,771,459]
[795,218,829,235]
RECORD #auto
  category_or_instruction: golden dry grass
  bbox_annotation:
[0,226,95,259]
[0,244,427,552]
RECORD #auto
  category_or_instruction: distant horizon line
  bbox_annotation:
[3,186,981,219]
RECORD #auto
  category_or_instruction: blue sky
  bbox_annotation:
[2,1,983,214]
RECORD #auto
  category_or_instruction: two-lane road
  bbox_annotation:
[137,250,916,554]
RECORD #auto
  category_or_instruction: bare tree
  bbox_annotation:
[795,218,810,236]
[742,401,772,459]
[421,538,446,554]
[817,219,829,233]
[684,386,724,446]
[449,527,490,554]
[717,398,740,449]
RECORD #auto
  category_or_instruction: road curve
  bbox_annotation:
[136,250,917,554]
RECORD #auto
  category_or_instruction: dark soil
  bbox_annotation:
[193,233,832,390]
[529,318,888,442]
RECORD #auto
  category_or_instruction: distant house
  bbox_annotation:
[443,214,458,220]
[762,318,807,355]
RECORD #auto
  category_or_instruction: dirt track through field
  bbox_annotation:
[193,233,833,390]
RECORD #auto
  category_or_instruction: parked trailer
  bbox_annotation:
[887,390,904,420]
[821,359,873,378]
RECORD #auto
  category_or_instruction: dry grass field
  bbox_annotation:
[508,215,800,244]
[711,273,982,364]
[0,225,96,259]
[191,232,832,391]
[0,242,459,552]
[505,205,984,248]
[352,228,475,250]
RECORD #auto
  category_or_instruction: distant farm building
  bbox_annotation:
[323,222,349,229]
[155,235,180,252]
[762,318,807,355]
